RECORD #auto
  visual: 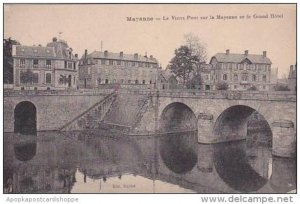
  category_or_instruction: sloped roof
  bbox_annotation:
[15,45,56,58]
[211,53,272,64]
[13,40,78,60]
[84,51,158,63]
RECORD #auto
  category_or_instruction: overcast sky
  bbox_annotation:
[4,4,296,77]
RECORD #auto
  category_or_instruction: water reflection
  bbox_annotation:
[213,141,269,192]
[159,132,197,174]
[3,131,296,193]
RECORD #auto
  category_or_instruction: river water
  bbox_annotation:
[3,130,296,193]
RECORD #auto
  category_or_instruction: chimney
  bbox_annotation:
[120,51,123,58]
[104,50,108,57]
[263,51,267,57]
[84,49,88,59]
[244,50,248,55]
[150,55,153,60]
[134,53,138,59]
[226,49,230,55]
[75,54,78,58]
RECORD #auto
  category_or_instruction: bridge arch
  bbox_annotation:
[159,102,197,132]
[213,105,272,144]
[14,101,37,135]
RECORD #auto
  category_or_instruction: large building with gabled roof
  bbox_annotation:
[78,50,160,89]
[12,37,79,90]
[209,49,272,91]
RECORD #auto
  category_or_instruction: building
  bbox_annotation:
[78,50,160,89]
[288,64,296,91]
[158,68,178,90]
[12,37,78,90]
[209,50,272,91]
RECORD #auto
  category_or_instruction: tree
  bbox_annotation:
[187,74,203,89]
[274,84,290,91]
[59,75,68,85]
[4,38,20,84]
[216,82,229,90]
[20,69,34,89]
[168,45,199,87]
[184,33,207,63]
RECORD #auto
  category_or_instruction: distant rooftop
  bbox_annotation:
[82,50,158,64]
[211,50,272,64]
[13,37,78,60]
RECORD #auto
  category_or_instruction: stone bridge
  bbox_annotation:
[3,89,115,132]
[134,90,296,158]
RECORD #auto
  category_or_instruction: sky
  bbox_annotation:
[4,4,296,77]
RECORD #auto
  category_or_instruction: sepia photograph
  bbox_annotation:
[2,3,296,196]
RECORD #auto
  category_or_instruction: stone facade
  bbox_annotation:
[12,37,79,90]
[78,50,160,89]
[209,50,272,91]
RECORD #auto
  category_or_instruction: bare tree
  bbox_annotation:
[184,33,208,88]
[184,33,207,63]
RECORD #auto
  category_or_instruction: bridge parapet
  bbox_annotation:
[4,88,114,97]
[158,90,296,101]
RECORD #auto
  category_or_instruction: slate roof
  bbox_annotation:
[211,53,272,64]
[84,51,158,63]
[15,45,56,58]
[14,40,78,60]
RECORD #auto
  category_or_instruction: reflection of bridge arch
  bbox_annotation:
[14,101,37,135]
[159,102,197,132]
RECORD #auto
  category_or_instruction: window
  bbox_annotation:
[45,73,51,84]
[239,64,243,70]
[246,64,251,70]
[233,74,238,81]
[33,73,39,83]
[234,85,238,89]
[262,75,267,82]
[252,75,257,81]
[46,60,51,68]
[121,79,124,84]
[67,62,73,69]
[105,79,109,84]
[233,64,238,70]
[124,61,128,67]
[109,60,113,65]
[131,62,135,67]
[20,59,25,67]
[87,67,91,75]
[142,80,145,84]
[149,80,152,84]
[242,74,248,81]
[223,74,227,80]
[33,59,39,68]
[139,62,143,67]
[128,80,131,84]
[117,60,121,65]
[101,59,106,65]
[135,79,138,84]
[97,78,101,85]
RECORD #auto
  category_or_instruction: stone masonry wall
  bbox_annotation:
[4,94,107,132]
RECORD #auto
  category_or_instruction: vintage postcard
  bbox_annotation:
[3,3,296,196]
